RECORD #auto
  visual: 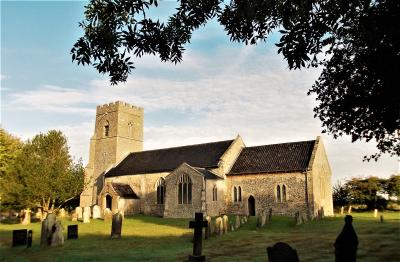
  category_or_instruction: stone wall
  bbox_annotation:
[205,179,226,216]
[227,172,309,216]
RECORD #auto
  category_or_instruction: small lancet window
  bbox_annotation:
[104,120,110,137]
[233,186,238,202]
[238,186,242,202]
[213,186,218,201]
[178,174,192,204]
[128,122,133,137]
[156,178,165,204]
[277,185,281,203]
[282,185,287,202]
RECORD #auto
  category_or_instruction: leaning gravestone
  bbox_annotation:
[12,229,28,247]
[222,215,229,234]
[334,215,358,262]
[40,213,57,246]
[104,208,112,222]
[214,217,223,236]
[75,207,83,220]
[50,221,64,247]
[267,242,300,262]
[235,215,241,229]
[68,225,78,240]
[92,205,101,219]
[83,207,91,223]
[21,209,31,225]
[110,211,123,239]
[204,216,211,240]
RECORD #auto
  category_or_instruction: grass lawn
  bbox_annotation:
[0,211,399,261]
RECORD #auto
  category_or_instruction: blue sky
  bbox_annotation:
[1,1,398,181]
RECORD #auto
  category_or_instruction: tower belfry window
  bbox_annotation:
[104,120,110,137]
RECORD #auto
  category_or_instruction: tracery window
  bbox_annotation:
[178,174,192,204]
[156,178,165,204]
[212,186,218,201]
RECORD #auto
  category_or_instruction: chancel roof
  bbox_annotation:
[105,140,234,177]
[228,140,315,175]
[111,183,139,198]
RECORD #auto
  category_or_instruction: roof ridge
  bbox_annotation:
[244,140,315,149]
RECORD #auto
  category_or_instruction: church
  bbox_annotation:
[80,101,333,218]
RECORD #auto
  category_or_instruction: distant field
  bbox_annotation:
[0,211,399,261]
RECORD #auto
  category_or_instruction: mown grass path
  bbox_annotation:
[1,212,399,261]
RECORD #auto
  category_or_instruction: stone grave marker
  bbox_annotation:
[40,213,56,246]
[21,209,31,225]
[12,229,27,247]
[104,208,112,222]
[268,208,273,222]
[27,230,32,248]
[334,215,358,262]
[51,221,64,247]
[35,208,43,220]
[188,212,208,262]
[266,242,300,262]
[348,205,352,214]
[214,217,223,236]
[58,208,66,218]
[380,215,384,223]
[373,209,378,218]
[235,215,241,229]
[222,215,229,234]
[92,205,101,219]
[204,216,211,240]
[110,211,123,239]
[67,225,78,240]
[340,206,344,215]
[261,210,267,227]
[295,211,302,225]
[83,207,91,223]
[71,212,78,221]
[75,207,83,220]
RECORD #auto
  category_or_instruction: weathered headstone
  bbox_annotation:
[50,221,64,247]
[230,222,235,232]
[380,215,384,223]
[71,212,78,222]
[373,209,378,218]
[35,208,43,220]
[340,206,344,215]
[235,215,241,229]
[83,207,91,223]
[12,229,27,247]
[104,208,112,222]
[267,242,300,262]
[75,207,83,220]
[40,213,56,246]
[295,211,302,225]
[261,210,267,227]
[214,217,223,236]
[222,215,229,234]
[92,205,101,219]
[188,212,208,262]
[58,208,66,218]
[27,230,32,248]
[204,216,211,240]
[21,209,31,225]
[67,225,78,240]
[244,216,248,223]
[110,211,123,239]
[348,205,352,214]
[334,215,358,262]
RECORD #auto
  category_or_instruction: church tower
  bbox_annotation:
[80,101,143,207]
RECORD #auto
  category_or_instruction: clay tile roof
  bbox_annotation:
[111,183,139,198]
[228,140,315,175]
[105,139,234,177]
[193,167,223,180]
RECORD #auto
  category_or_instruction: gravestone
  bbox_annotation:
[110,211,123,239]
[21,209,31,225]
[230,221,235,231]
[92,205,101,219]
[222,215,229,234]
[244,216,248,223]
[214,217,223,236]
[104,208,112,222]
[71,212,78,221]
[261,210,267,227]
[67,225,78,240]
[267,242,300,262]
[12,229,27,247]
[340,206,344,215]
[188,212,208,262]
[240,217,245,225]
[373,209,378,218]
[268,208,273,222]
[348,205,352,214]
[50,221,64,247]
[27,230,32,248]
[40,213,56,246]
[83,207,91,223]
[75,207,83,220]
[204,216,211,240]
[35,208,43,220]
[380,215,384,223]
[58,208,66,218]
[235,215,241,229]
[334,215,358,262]
[295,211,302,225]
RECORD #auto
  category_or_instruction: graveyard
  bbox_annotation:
[0,212,399,261]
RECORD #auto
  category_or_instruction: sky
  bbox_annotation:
[1,0,398,183]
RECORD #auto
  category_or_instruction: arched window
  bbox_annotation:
[128,122,133,137]
[156,178,165,204]
[213,186,218,201]
[277,185,281,203]
[282,185,287,202]
[104,120,110,137]
[233,186,238,202]
[178,174,192,204]
[238,186,242,202]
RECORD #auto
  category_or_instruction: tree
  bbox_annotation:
[332,181,350,207]
[385,174,400,200]
[71,0,400,158]
[345,176,387,210]
[0,128,23,178]
[0,130,85,212]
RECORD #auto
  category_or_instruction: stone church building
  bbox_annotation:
[80,101,333,218]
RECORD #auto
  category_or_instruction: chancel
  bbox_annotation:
[79,101,334,218]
